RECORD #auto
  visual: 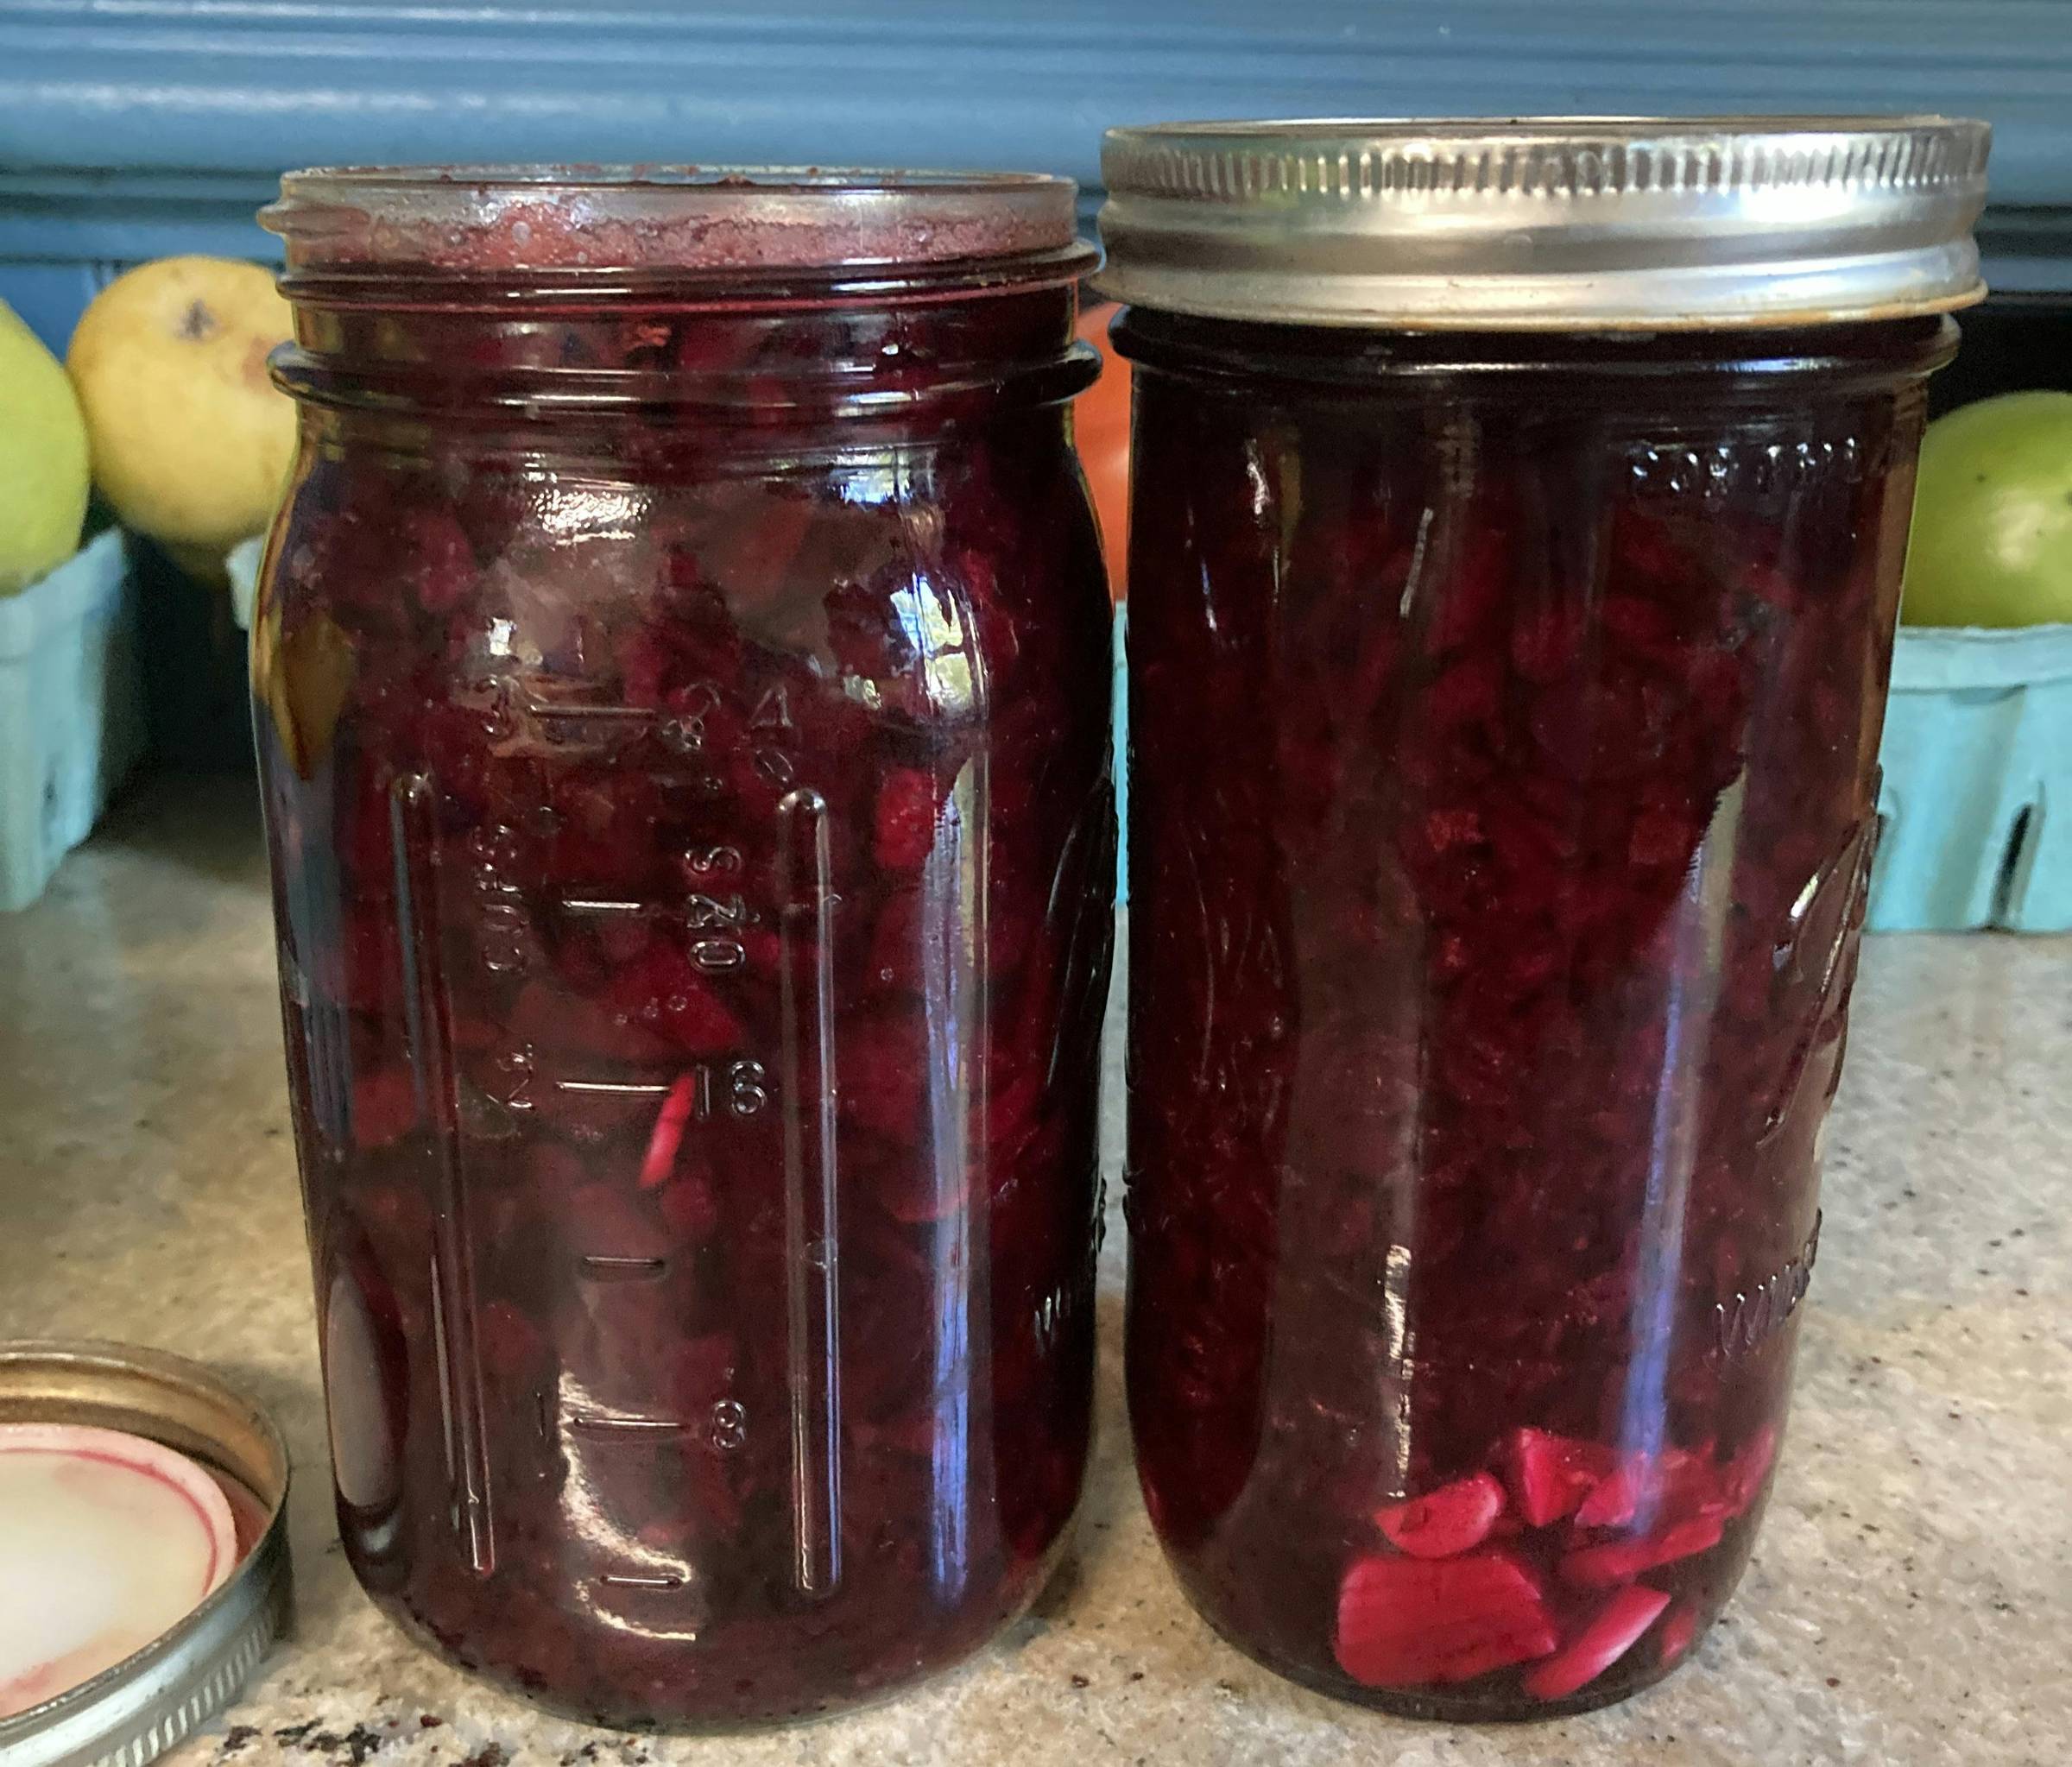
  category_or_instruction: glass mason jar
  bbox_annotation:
[1101,119,1988,1719]
[252,168,1115,1728]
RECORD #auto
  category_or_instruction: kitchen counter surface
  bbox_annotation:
[2,777,2067,1767]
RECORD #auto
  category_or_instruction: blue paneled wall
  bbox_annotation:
[5,0,2072,350]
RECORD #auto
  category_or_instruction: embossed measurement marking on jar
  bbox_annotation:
[554,1060,769,1114]
[392,772,496,1575]
[458,678,842,1600]
[576,1253,667,1280]
[777,785,842,1597]
[568,1412,700,1441]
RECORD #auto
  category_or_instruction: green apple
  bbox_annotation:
[1902,389,2072,628]
[0,300,92,595]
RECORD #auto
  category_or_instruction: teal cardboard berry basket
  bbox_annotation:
[0,531,145,910]
[1869,623,2072,931]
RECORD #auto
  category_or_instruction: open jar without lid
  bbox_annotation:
[1100,117,1986,1720]
[254,167,1115,1729]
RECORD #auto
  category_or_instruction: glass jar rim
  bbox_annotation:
[262,164,1090,281]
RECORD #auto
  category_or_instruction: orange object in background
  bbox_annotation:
[1074,299,1130,599]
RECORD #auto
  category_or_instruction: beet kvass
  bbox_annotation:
[252,167,1114,1728]
[1101,118,1988,1718]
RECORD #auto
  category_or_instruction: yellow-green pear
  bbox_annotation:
[66,257,296,563]
[0,300,92,594]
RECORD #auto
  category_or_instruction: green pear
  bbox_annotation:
[1903,390,2072,628]
[0,301,92,595]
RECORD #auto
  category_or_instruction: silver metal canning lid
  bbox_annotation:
[1097,117,1991,330]
[0,1341,294,1767]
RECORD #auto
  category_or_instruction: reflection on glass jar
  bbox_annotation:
[254,167,1115,1729]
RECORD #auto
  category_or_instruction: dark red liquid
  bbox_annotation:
[1117,311,1952,1718]
[256,261,1113,1727]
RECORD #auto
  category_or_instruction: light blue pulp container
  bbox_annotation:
[0,531,145,910]
[1869,623,2072,932]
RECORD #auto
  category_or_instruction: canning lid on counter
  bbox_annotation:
[0,1341,292,1767]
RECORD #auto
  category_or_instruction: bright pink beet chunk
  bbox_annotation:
[1376,1472,1507,1559]
[1120,307,1948,1717]
[1560,1515,1728,1588]
[635,1072,699,1190]
[1571,1460,1645,1530]
[1503,1429,1617,1529]
[1523,1584,1672,1701]
[1572,1444,1713,1530]
[253,186,1114,1729]
[1336,1551,1560,1687]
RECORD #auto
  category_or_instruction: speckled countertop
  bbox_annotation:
[2,778,2068,1767]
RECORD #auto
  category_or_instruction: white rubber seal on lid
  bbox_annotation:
[0,1424,238,1719]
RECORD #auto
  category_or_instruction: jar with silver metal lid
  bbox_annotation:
[1102,117,1987,1719]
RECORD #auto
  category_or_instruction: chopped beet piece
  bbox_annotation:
[1719,1424,1780,1516]
[256,184,1112,1730]
[655,1165,722,1238]
[477,1297,547,1380]
[351,1068,418,1147]
[1570,1461,1644,1530]
[1559,1514,1728,1587]
[873,767,941,872]
[636,1072,699,1190]
[1657,1603,1700,1667]
[1375,1472,1507,1559]
[1523,1584,1672,1701]
[1335,1550,1559,1688]
[1118,306,1949,1718]
[403,510,478,615]
[1572,1445,1714,1530]
[1502,1429,1617,1529]
[604,943,745,1057]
